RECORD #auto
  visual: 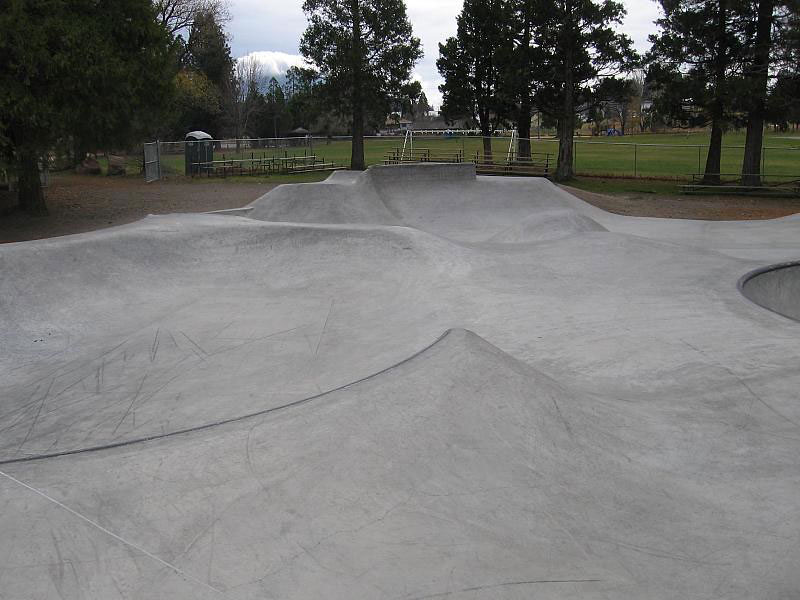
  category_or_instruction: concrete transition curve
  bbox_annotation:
[1,163,799,599]
[739,260,800,322]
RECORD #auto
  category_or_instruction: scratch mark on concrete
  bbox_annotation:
[180,331,208,359]
[314,299,335,357]
[0,470,224,595]
[14,378,55,456]
[405,578,603,599]
[111,374,148,435]
[150,329,160,363]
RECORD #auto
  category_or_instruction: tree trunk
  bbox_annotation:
[73,136,91,168]
[741,0,774,186]
[349,0,366,171]
[351,102,365,170]
[555,111,574,181]
[17,148,47,215]
[555,57,575,181]
[702,0,727,185]
[517,101,532,160]
[742,117,765,186]
[481,114,493,164]
[516,15,533,161]
[703,118,723,185]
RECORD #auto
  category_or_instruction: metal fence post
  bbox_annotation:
[761,147,766,177]
[156,140,162,181]
[697,146,702,173]
[634,144,638,178]
[573,140,577,172]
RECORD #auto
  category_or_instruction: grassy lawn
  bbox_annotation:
[562,177,685,196]
[102,130,800,182]
[569,132,800,178]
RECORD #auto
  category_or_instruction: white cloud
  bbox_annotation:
[237,51,309,79]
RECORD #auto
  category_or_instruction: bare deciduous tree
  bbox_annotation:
[230,56,265,140]
[153,0,229,36]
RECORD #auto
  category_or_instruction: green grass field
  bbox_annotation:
[137,131,800,181]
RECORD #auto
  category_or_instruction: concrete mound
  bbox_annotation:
[247,163,595,243]
[247,163,477,227]
[488,208,608,243]
[374,167,577,242]
[247,177,399,225]
[0,215,480,460]
[3,328,797,599]
[740,261,800,321]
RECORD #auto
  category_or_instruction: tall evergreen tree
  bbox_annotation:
[535,0,636,181]
[183,8,233,135]
[300,0,422,170]
[184,9,233,91]
[648,0,745,184]
[437,0,511,162]
[504,0,547,159]
[0,0,176,214]
[739,0,799,185]
[284,66,323,130]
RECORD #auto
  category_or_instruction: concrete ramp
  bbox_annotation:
[489,208,608,243]
[247,176,399,225]
[250,163,608,243]
[740,261,800,321]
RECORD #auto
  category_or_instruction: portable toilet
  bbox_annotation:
[185,131,213,175]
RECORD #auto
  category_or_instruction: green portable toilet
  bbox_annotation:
[185,131,213,175]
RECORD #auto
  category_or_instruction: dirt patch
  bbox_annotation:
[0,175,275,243]
[560,184,800,220]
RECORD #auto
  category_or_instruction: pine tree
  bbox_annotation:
[0,0,176,214]
[503,0,547,159]
[437,0,511,162]
[301,0,422,170]
[648,0,745,184]
[535,0,636,181]
[739,0,799,185]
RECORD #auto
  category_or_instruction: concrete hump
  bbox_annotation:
[740,261,800,322]
[0,215,483,462]
[489,209,608,243]
[247,176,399,225]
[0,329,613,599]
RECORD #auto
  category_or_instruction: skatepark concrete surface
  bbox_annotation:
[1,163,799,599]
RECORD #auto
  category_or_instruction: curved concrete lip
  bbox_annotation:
[738,259,800,322]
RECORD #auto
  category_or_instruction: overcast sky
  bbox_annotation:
[228,0,663,109]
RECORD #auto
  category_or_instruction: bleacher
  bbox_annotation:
[473,151,552,177]
[383,148,465,165]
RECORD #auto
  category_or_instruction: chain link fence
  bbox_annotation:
[142,134,800,182]
[143,142,161,183]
